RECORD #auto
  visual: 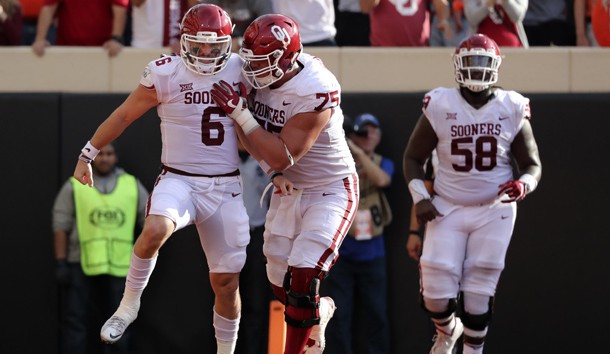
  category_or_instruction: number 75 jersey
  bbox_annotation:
[423,87,531,206]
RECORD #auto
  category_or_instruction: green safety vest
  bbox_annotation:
[71,174,138,277]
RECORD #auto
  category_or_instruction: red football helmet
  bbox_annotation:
[453,34,502,92]
[239,14,302,88]
[180,4,233,75]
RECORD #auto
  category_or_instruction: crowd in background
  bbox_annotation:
[1,0,609,48]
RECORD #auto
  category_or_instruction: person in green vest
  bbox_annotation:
[52,143,148,354]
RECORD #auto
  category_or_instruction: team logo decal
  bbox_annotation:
[180,83,194,92]
[446,112,457,120]
[271,25,291,48]
[89,207,126,229]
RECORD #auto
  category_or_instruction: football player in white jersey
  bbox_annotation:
[403,34,542,354]
[73,5,250,354]
[210,14,359,354]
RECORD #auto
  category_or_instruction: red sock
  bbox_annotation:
[283,268,322,354]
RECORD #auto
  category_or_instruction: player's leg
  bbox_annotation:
[197,176,250,354]
[293,175,359,354]
[460,201,516,354]
[101,175,195,343]
[419,197,467,354]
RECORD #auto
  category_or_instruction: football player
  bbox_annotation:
[211,14,359,354]
[403,33,542,354]
[73,4,249,354]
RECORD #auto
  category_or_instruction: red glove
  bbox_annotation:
[211,80,247,118]
[498,180,527,203]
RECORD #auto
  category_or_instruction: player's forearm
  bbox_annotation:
[247,128,294,172]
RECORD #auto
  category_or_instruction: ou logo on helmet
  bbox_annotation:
[271,25,291,48]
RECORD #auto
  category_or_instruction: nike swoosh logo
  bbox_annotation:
[232,192,241,197]
[85,148,91,152]
[227,100,238,109]
[109,333,121,339]
[282,101,291,106]
[322,192,335,196]
[499,116,509,121]
[501,215,508,219]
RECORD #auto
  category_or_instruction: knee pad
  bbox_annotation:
[282,267,327,328]
[421,294,457,319]
[460,292,494,331]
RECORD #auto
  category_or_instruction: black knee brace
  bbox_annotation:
[282,267,327,328]
[420,294,458,320]
[460,292,494,331]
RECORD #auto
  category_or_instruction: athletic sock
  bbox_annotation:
[214,307,240,354]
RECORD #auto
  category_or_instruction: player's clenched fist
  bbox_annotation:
[211,80,260,135]
[498,180,527,203]
[211,80,247,118]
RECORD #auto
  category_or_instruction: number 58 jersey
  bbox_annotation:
[423,87,531,205]
[140,54,246,175]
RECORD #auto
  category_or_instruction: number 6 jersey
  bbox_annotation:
[423,87,531,205]
[140,54,246,175]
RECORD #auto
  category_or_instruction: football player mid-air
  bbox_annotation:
[73,5,251,354]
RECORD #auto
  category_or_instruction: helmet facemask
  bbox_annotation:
[181,31,232,75]
[454,49,501,92]
[240,48,285,89]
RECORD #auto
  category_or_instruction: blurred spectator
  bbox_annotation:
[592,0,610,46]
[20,0,56,45]
[522,0,575,46]
[362,0,450,46]
[464,0,529,47]
[272,0,337,46]
[430,0,469,47]
[32,0,129,57]
[0,0,22,45]
[323,113,394,354]
[52,143,148,354]
[574,0,598,46]
[203,0,273,50]
[236,147,273,354]
[130,0,199,52]
[334,0,370,46]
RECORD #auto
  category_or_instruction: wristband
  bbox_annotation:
[110,35,124,44]
[81,141,100,160]
[78,154,92,164]
[408,179,431,204]
[269,172,283,180]
[232,100,259,135]
[409,230,421,236]
[518,173,537,194]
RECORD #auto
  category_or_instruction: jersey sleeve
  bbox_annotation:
[422,88,441,132]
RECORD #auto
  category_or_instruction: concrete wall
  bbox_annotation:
[1,47,610,93]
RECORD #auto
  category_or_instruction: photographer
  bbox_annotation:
[322,113,394,354]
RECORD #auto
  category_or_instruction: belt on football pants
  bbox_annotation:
[161,164,240,178]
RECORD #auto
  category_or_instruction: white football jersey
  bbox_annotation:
[248,53,356,188]
[140,55,246,175]
[423,87,531,205]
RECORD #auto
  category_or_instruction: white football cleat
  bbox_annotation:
[430,317,464,354]
[100,315,131,344]
[304,296,336,353]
